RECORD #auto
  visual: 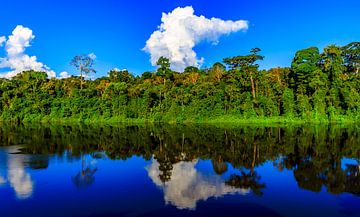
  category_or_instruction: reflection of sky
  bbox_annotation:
[0,176,6,184]
[0,147,33,199]
[147,159,249,209]
[0,147,359,217]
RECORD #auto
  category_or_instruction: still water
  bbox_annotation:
[0,124,359,217]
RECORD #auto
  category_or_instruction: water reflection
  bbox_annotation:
[0,175,6,184]
[0,124,359,215]
[147,159,249,209]
[72,155,98,188]
[226,171,265,196]
[0,147,34,199]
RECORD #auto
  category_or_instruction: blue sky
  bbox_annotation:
[0,0,359,77]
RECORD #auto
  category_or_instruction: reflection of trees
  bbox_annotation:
[72,154,98,188]
[154,138,176,183]
[212,158,228,175]
[345,164,360,195]
[157,156,173,183]
[28,155,49,170]
[226,171,265,196]
[224,138,265,196]
[1,124,360,196]
[293,159,323,192]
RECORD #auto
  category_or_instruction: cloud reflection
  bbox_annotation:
[0,175,6,184]
[147,159,249,210]
[1,147,34,199]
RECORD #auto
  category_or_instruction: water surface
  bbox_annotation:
[0,124,359,217]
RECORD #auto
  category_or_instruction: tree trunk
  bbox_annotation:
[163,78,166,100]
[80,69,83,89]
[250,74,256,99]
[255,80,258,98]
[251,143,257,175]
[160,90,162,107]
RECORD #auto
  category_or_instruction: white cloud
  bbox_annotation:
[88,52,97,60]
[147,159,249,210]
[6,26,35,57]
[0,25,56,79]
[143,6,248,72]
[0,36,5,47]
[59,71,71,79]
[111,68,127,72]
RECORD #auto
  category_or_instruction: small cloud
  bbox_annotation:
[79,73,95,80]
[143,6,248,72]
[88,53,97,60]
[0,25,56,79]
[111,68,127,72]
[59,71,71,79]
[112,68,121,72]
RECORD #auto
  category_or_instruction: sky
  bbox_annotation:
[0,0,359,78]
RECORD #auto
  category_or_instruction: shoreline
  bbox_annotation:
[1,115,359,126]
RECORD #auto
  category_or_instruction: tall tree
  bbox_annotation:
[156,57,172,107]
[291,47,321,95]
[223,48,264,99]
[322,45,344,85]
[70,55,96,89]
[342,42,360,74]
[156,56,171,85]
[209,62,226,82]
[321,45,344,110]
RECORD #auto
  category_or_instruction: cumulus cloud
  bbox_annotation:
[143,6,248,72]
[147,159,249,210]
[59,71,71,79]
[0,25,56,79]
[6,26,35,57]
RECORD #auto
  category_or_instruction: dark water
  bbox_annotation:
[0,124,359,217]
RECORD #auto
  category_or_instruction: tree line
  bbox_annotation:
[0,42,359,123]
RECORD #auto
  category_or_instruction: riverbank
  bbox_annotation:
[1,114,359,126]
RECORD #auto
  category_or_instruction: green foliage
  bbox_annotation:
[0,43,360,124]
[342,42,360,74]
[282,88,295,118]
[291,47,321,95]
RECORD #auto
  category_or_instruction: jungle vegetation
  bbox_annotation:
[0,42,359,123]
